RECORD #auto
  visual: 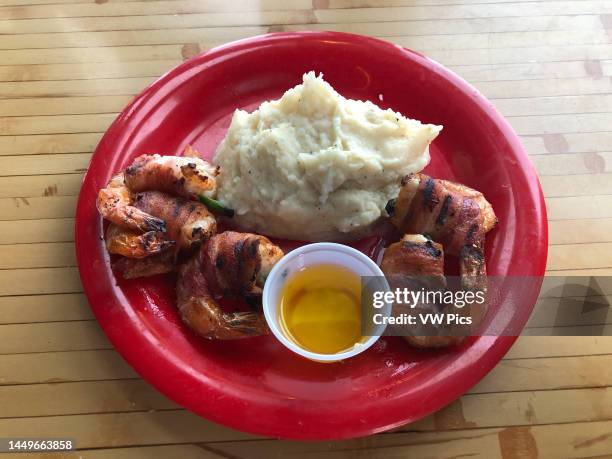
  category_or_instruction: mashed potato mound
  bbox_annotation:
[213,72,442,241]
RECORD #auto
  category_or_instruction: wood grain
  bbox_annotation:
[0,0,610,456]
[0,218,74,244]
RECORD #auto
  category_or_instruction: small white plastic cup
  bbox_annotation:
[262,242,392,362]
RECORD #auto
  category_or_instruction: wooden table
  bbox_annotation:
[1,0,611,457]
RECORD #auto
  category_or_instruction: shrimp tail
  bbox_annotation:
[105,224,175,259]
[96,173,167,233]
[178,297,268,340]
[141,215,167,233]
[176,247,269,339]
[223,311,268,336]
[176,231,284,340]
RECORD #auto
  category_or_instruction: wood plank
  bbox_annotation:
[0,76,155,99]
[547,195,612,221]
[1,447,220,459]
[0,133,101,156]
[0,242,76,269]
[0,0,313,20]
[4,0,605,21]
[0,0,165,4]
[0,44,186,66]
[547,242,612,271]
[0,113,115,135]
[317,2,612,22]
[0,411,253,449]
[0,195,78,221]
[5,445,222,459]
[546,268,612,276]
[0,379,177,418]
[392,29,611,53]
[0,173,83,198]
[0,95,129,117]
[523,323,612,336]
[0,27,263,51]
[0,154,91,176]
[0,350,135,385]
[541,174,612,198]
[209,421,612,458]
[289,15,606,38]
[474,77,612,99]
[328,0,612,7]
[532,152,612,176]
[496,94,612,117]
[0,0,141,4]
[0,27,607,52]
[0,292,92,323]
[0,60,176,83]
[471,354,612,393]
[549,218,612,245]
[0,11,600,35]
[0,320,109,354]
[506,336,612,359]
[509,113,612,136]
[0,11,311,35]
[424,43,612,67]
[0,267,81,295]
[522,132,612,156]
[0,218,74,244]
[0,0,602,11]
[453,60,602,84]
[411,387,612,431]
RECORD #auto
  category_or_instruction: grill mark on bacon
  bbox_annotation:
[422,177,438,211]
[436,195,452,227]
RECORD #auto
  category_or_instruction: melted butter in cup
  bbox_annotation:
[263,243,391,362]
[279,264,363,355]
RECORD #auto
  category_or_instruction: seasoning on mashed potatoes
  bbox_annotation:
[213,72,442,241]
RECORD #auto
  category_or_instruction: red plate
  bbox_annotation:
[75,32,547,440]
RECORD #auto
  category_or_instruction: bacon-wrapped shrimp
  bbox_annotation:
[176,231,284,340]
[105,223,175,259]
[386,173,496,255]
[133,191,217,253]
[381,234,487,348]
[381,234,446,280]
[124,154,218,200]
[96,173,166,233]
[112,249,176,279]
